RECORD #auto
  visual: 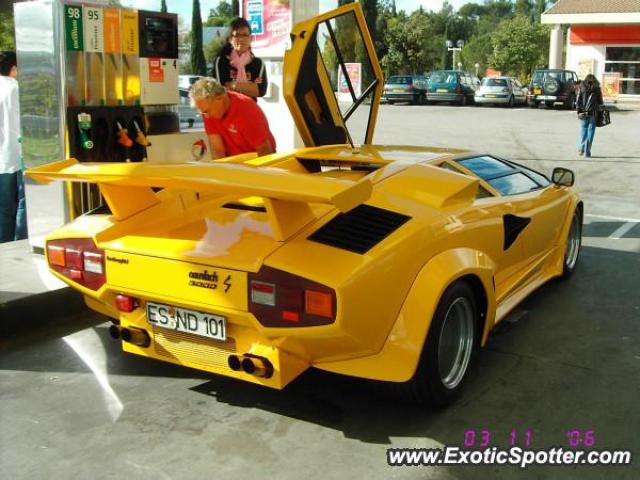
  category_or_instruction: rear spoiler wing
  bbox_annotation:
[27,159,372,241]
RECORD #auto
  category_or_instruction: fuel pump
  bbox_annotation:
[77,113,94,150]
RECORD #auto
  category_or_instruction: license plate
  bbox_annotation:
[534,88,541,94]
[393,88,404,93]
[147,302,226,341]
[437,89,448,93]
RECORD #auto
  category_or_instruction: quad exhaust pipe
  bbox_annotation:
[109,325,150,348]
[228,354,273,378]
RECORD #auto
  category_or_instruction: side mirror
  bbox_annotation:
[552,167,575,187]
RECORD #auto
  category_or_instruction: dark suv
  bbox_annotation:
[528,69,578,109]
[383,75,428,105]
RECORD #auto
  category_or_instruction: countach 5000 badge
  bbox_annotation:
[188,270,232,292]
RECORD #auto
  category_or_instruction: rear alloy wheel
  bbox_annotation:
[562,208,583,278]
[403,281,478,407]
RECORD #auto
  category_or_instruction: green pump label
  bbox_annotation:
[64,5,84,51]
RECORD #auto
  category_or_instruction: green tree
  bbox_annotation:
[191,0,207,75]
[204,36,226,65]
[534,0,549,22]
[0,11,15,50]
[232,0,239,17]
[205,1,234,26]
[490,14,549,81]
[515,0,533,19]
[361,0,378,45]
[460,33,493,76]
[161,0,167,13]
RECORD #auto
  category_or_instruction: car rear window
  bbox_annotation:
[430,71,458,84]
[387,76,412,85]
[454,155,549,195]
[482,78,507,86]
[458,156,515,179]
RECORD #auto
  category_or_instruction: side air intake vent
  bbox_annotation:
[308,204,410,254]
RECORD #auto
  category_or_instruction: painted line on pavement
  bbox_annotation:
[585,213,640,223]
[608,222,638,240]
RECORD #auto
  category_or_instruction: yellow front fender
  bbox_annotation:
[315,248,496,382]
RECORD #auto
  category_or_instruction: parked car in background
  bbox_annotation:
[527,69,578,109]
[179,75,204,90]
[178,87,203,129]
[474,76,528,107]
[427,70,479,105]
[383,75,428,105]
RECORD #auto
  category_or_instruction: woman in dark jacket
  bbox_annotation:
[212,17,268,100]
[575,74,603,158]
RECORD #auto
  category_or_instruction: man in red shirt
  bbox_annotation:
[190,78,276,160]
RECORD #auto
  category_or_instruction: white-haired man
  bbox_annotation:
[190,77,275,160]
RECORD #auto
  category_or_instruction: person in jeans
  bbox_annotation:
[0,51,28,243]
[575,74,603,158]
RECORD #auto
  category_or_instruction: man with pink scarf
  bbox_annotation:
[212,17,268,100]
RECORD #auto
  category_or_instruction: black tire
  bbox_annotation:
[387,100,394,105]
[564,94,575,110]
[561,207,583,278]
[459,94,468,106]
[401,281,478,407]
[545,100,554,108]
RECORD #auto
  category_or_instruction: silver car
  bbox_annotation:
[474,76,527,107]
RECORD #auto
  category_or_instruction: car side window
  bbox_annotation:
[488,174,539,195]
[179,89,191,106]
[454,155,548,196]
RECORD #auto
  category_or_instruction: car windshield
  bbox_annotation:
[482,78,507,86]
[387,76,412,85]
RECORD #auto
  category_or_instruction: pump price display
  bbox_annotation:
[84,7,104,52]
[64,5,84,51]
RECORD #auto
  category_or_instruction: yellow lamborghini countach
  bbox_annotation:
[28,4,582,406]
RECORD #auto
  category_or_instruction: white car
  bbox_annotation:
[474,76,527,107]
[178,75,204,90]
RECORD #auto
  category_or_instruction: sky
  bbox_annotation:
[118,1,471,28]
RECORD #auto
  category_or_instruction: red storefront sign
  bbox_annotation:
[570,26,640,45]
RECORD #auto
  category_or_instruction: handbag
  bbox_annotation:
[596,106,611,127]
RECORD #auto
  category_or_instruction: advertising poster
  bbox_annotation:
[337,63,361,102]
[243,0,292,57]
[577,58,595,79]
[602,72,621,98]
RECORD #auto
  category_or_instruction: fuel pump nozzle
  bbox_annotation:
[116,121,133,148]
[77,113,94,150]
[133,120,151,147]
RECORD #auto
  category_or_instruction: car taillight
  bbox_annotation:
[46,238,106,291]
[248,266,336,327]
[115,294,138,313]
